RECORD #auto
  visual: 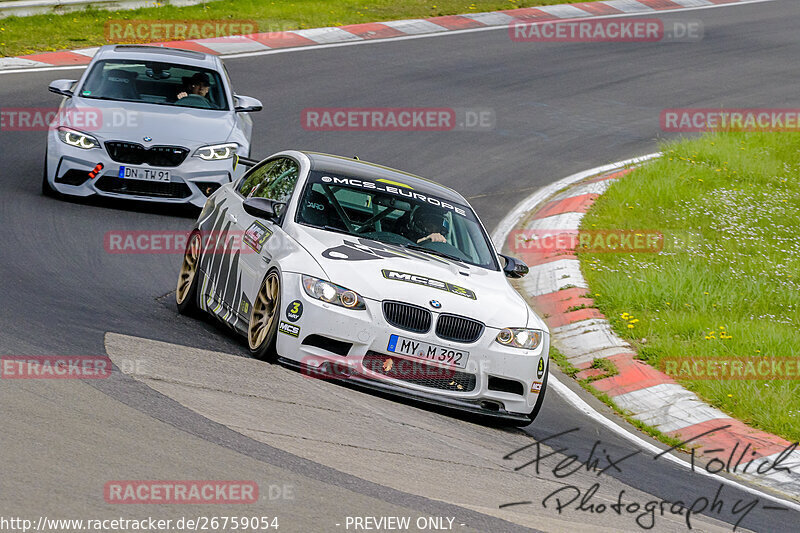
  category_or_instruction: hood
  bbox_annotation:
[64,98,236,146]
[291,225,534,329]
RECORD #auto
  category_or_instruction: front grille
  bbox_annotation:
[105,141,189,167]
[435,314,484,343]
[95,174,191,198]
[382,301,431,334]
[364,352,476,392]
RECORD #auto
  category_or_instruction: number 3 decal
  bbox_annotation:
[286,300,303,322]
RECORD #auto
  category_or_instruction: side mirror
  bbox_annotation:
[234,95,263,113]
[243,197,285,220]
[49,79,77,98]
[499,253,529,278]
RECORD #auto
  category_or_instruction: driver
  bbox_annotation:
[177,72,210,101]
[405,205,448,244]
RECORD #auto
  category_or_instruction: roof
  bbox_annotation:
[303,152,467,204]
[93,45,219,68]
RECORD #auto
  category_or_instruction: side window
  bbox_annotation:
[236,160,278,197]
[251,158,300,203]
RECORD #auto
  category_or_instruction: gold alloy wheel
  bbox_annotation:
[248,271,280,350]
[176,233,201,305]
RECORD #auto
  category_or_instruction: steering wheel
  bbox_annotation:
[175,94,212,108]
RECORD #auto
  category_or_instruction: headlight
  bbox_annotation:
[302,275,366,310]
[194,143,238,160]
[57,127,98,149]
[495,328,544,350]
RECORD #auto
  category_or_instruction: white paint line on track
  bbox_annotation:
[491,154,800,512]
[0,0,779,75]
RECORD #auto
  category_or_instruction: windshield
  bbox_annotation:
[296,171,499,270]
[79,59,229,110]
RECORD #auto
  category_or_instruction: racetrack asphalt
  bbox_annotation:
[1,1,799,531]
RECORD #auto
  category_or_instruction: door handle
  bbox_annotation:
[228,213,238,223]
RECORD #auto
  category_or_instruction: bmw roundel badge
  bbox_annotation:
[143,136,153,142]
[430,300,442,309]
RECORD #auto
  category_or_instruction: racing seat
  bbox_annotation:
[388,210,414,240]
[300,190,333,228]
[100,69,139,100]
[300,189,347,230]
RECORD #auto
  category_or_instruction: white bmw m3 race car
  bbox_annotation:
[176,150,550,424]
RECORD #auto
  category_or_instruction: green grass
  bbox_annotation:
[0,0,588,57]
[549,347,685,449]
[580,131,800,443]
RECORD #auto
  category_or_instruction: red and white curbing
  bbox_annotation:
[0,0,772,71]
[496,155,800,500]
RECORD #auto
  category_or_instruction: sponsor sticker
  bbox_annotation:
[316,173,468,217]
[381,269,476,300]
[243,221,272,253]
[285,300,303,322]
[531,380,543,394]
[239,296,251,315]
[278,322,300,338]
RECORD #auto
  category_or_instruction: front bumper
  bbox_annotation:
[275,272,550,418]
[46,134,235,207]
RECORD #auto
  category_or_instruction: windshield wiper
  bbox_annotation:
[402,244,465,264]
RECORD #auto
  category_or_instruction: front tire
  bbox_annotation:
[513,368,549,427]
[248,270,281,361]
[176,231,202,314]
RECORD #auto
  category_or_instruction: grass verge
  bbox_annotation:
[580,131,800,443]
[1,0,588,57]
[549,347,685,450]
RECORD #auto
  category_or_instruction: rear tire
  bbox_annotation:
[248,270,281,361]
[176,231,202,315]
